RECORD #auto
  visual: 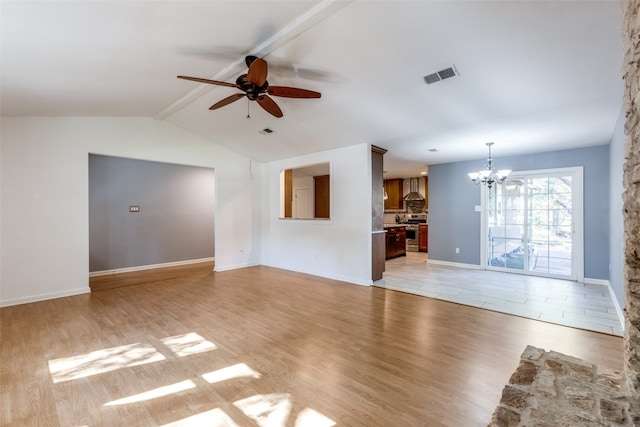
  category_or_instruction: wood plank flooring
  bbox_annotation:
[89,261,215,292]
[1,266,624,426]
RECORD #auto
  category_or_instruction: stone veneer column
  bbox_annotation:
[623,0,640,398]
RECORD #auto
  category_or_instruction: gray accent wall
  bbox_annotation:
[89,154,215,272]
[610,111,626,308]
[429,145,610,280]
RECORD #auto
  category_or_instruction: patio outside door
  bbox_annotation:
[485,167,583,281]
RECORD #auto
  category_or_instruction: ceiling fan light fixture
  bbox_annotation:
[178,56,321,118]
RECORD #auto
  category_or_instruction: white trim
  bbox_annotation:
[483,166,584,281]
[479,184,488,271]
[0,287,90,308]
[214,262,259,272]
[582,278,624,333]
[427,259,483,270]
[593,279,626,333]
[89,257,215,277]
[260,263,373,286]
[610,284,626,333]
[583,277,609,286]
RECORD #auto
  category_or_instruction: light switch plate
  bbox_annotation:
[474,205,482,212]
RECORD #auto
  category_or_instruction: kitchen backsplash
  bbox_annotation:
[384,209,428,224]
[406,199,426,213]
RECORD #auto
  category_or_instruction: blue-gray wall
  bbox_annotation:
[89,154,215,271]
[609,111,625,308]
[429,145,610,280]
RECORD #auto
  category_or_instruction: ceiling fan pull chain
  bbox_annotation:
[247,99,250,119]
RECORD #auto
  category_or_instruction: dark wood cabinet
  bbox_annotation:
[423,176,429,209]
[371,146,387,281]
[385,226,406,259]
[383,178,404,210]
[314,174,330,218]
[419,224,428,252]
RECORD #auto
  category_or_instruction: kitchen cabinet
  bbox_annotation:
[424,176,429,209]
[419,224,428,252]
[383,178,404,210]
[314,174,330,218]
[385,226,406,259]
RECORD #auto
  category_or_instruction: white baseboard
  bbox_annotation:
[89,257,215,277]
[600,279,625,333]
[580,278,624,333]
[260,263,372,287]
[583,277,609,286]
[0,287,91,308]
[427,259,483,270]
[214,262,259,272]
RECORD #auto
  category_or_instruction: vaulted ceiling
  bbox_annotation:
[1,1,624,178]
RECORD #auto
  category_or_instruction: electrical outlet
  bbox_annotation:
[455,248,460,254]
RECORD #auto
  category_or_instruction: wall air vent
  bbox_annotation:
[423,65,459,85]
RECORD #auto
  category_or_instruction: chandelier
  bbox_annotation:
[467,142,511,188]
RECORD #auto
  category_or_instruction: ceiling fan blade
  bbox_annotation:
[177,75,239,88]
[256,95,283,118]
[245,55,258,68]
[247,58,268,86]
[267,86,321,99]
[209,93,246,110]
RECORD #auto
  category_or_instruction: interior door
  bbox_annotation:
[293,186,312,219]
[486,168,582,280]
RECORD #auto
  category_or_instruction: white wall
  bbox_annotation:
[0,117,261,306]
[260,143,373,286]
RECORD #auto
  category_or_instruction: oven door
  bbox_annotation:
[406,227,419,252]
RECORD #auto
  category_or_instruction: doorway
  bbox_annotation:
[484,167,583,281]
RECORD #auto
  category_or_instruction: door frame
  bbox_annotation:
[480,166,584,281]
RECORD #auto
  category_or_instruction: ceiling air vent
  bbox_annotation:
[259,128,274,135]
[423,65,459,85]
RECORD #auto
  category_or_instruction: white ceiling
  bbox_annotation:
[1,1,624,178]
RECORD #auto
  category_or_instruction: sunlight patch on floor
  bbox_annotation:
[202,362,262,384]
[234,393,292,427]
[159,408,239,427]
[48,343,165,383]
[160,332,217,356]
[295,407,336,427]
[104,379,196,406]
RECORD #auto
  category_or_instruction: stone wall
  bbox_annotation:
[489,346,639,426]
[623,0,640,398]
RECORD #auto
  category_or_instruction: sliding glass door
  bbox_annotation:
[486,168,582,280]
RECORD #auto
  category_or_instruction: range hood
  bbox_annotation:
[403,177,424,201]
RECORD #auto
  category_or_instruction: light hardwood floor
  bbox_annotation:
[1,266,623,426]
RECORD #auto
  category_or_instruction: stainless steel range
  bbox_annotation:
[405,213,427,252]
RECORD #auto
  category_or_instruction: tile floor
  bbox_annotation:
[376,252,624,336]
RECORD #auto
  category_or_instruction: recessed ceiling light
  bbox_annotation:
[421,171,427,175]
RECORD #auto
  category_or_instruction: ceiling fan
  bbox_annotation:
[177,55,321,118]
